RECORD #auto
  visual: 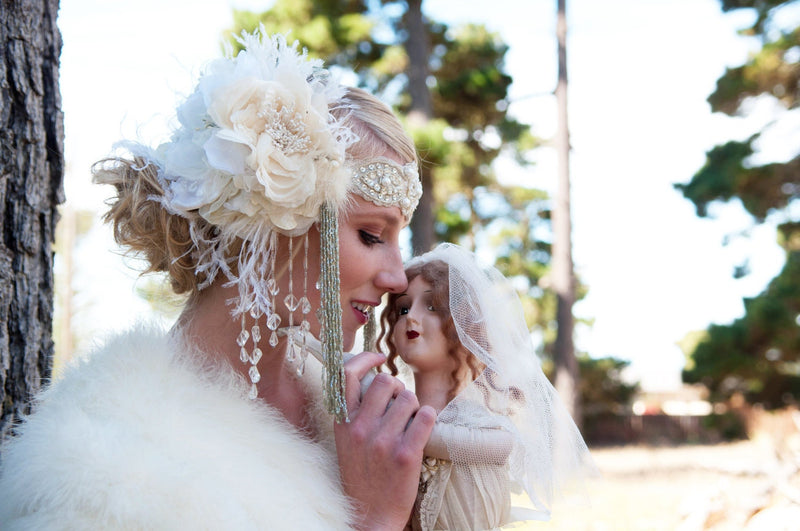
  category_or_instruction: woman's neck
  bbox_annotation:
[173,283,312,432]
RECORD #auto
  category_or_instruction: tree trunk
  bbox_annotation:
[552,0,581,428]
[404,0,435,254]
[0,0,64,443]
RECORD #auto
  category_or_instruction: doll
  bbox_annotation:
[379,243,597,530]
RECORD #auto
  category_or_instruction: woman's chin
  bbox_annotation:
[342,330,356,353]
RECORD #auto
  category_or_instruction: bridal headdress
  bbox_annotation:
[117,29,421,421]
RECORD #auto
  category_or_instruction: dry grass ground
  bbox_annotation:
[512,440,800,530]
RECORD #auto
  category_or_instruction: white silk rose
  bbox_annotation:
[195,75,343,235]
[154,31,352,250]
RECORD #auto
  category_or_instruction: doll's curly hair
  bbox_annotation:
[379,259,484,402]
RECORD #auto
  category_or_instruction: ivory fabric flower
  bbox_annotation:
[157,31,353,237]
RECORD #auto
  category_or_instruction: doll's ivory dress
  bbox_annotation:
[413,413,515,531]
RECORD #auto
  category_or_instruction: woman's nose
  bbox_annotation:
[374,247,407,294]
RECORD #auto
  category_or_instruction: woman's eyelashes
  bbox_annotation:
[358,229,384,247]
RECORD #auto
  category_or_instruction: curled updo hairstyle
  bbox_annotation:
[93,86,417,298]
[93,156,220,297]
[379,259,484,402]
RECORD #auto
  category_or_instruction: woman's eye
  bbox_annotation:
[358,230,383,246]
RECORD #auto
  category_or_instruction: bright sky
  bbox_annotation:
[57,0,792,390]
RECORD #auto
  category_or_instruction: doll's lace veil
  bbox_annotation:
[406,243,597,521]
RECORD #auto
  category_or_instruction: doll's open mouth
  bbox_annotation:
[406,331,419,339]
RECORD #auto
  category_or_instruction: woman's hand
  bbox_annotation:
[335,351,436,531]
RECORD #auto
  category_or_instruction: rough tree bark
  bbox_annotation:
[404,0,436,255]
[552,0,581,428]
[0,0,64,443]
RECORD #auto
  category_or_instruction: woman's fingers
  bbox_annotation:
[334,373,434,530]
[352,372,404,421]
[402,404,437,449]
[342,351,386,412]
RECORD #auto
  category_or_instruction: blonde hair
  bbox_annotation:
[94,86,416,297]
[334,87,417,165]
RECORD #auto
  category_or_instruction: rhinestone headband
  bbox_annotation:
[348,157,422,221]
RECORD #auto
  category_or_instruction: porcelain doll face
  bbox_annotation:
[391,276,452,374]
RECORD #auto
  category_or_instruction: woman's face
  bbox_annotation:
[391,276,452,374]
[337,195,408,350]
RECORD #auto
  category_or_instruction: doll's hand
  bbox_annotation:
[335,352,436,531]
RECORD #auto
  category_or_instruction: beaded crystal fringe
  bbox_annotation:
[320,202,347,422]
[238,310,264,400]
[266,232,281,351]
[283,234,312,376]
[240,230,317,400]
[299,232,311,373]
[240,232,280,400]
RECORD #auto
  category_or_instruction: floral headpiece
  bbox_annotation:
[122,29,419,420]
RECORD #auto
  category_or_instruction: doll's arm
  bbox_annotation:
[424,421,513,465]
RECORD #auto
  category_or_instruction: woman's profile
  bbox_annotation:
[0,29,435,529]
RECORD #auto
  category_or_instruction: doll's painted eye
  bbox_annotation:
[398,306,409,316]
[426,304,435,312]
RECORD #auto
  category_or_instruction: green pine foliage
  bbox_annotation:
[677,0,800,409]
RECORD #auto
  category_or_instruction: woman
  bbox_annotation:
[380,243,597,530]
[0,30,434,529]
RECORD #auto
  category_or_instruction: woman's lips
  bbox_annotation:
[351,305,369,325]
[406,330,419,339]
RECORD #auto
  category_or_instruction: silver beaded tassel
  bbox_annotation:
[319,202,348,422]
[363,307,376,352]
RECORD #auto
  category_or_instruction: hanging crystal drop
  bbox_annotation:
[250,306,262,319]
[239,346,249,363]
[269,330,279,347]
[295,355,306,377]
[267,313,281,330]
[286,341,297,363]
[251,324,261,343]
[249,365,261,384]
[248,383,258,400]
[267,277,280,296]
[284,294,299,312]
[300,319,311,332]
[250,347,262,365]
[236,329,250,347]
[299,296,311,315]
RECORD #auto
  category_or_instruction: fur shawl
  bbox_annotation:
[0,325,354,529]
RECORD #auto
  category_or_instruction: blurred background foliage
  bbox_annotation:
[66,0,799,439]
[677,0,800,411]
[224,0,634,424]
